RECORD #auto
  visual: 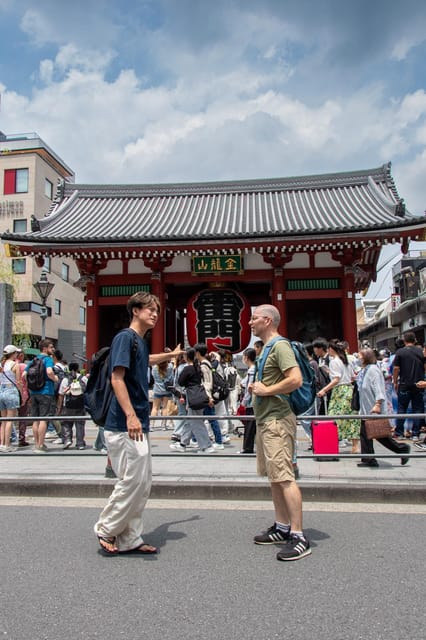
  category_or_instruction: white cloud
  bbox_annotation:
[391,30,426,61]
[394,154,426,214]
[20,9,54,47]
[396,90,426,125]
[19,2,120,48]
[1,0,426,220]
[2,57,425,215]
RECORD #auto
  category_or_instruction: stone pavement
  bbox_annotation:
[0,420,425,503]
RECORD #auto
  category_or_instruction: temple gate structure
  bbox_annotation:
[3,163,425,358]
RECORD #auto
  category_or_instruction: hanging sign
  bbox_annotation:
[186,288,251,353]
[192,255,243,275]
[391,293,401,311]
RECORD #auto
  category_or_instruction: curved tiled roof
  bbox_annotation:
[2,163,425,246]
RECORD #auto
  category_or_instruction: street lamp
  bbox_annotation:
[33,271,55,340]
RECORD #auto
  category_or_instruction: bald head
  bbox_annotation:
[254,304,281,329]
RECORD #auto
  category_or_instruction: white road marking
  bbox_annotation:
[0,496,425,514]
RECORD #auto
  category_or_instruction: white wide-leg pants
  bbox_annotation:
[94,431,152,551]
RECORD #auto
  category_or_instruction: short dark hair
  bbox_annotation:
[304,342,314,358]
[403,331,416,344]
[243,348,256,363]
[126,292,161,321]
[54,349,63,361]
[312,338,328,351]
[69,362,80,372]
[194,343,208,357]
[39,339,54,351]
[186,347,196,362]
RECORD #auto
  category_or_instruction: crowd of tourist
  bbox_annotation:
[1,329,426,460]
[308,331,426,463]
[0,340,99,453]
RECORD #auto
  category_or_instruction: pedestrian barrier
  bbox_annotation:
[0,413,425,459]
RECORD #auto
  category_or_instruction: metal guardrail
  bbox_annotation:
[0,413,425,459]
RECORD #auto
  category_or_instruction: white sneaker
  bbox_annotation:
[45,432,57,440]
[222,435,231,444]
[199,446,216,453]
[53,438,63,445]
[213,443,224,450]
[169,443,186,452]
[186,441,199,449]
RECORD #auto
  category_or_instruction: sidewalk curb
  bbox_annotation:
[0,477,424,504]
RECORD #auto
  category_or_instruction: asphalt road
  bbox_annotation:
[1,501,425,640]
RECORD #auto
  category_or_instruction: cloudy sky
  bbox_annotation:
[1,0,426,297]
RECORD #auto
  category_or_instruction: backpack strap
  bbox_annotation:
[121,328,139,364]
[255,336,285,382]
[255,336,297,406]
[200,360,212,374]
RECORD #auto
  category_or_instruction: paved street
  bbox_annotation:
[1,420,425,503]
[1,419,425,639]
[1,501,425,640]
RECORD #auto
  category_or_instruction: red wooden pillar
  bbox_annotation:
[143,257,173,353]
[272,267,288,336]
[75,258,107,363]
[342,267,358,352]
[150,271,165,354]
[264,255,291,337]
[85,279,99,360]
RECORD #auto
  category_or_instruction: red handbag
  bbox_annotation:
[236,404,246,416]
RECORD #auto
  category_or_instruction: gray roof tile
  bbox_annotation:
[2,163,425,246]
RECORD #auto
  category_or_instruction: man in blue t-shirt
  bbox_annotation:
[94,291,183,556]
[26,339,58,453]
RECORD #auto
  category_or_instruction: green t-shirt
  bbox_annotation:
[253,339,298,424]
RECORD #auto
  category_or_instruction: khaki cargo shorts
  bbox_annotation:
[256,414,297,483]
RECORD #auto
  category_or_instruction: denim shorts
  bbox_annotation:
[0,385,20,410]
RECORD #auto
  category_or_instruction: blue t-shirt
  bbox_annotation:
[25,354,55,396]
[104,328,150,433]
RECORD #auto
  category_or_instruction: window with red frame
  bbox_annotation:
[4,168,29,194]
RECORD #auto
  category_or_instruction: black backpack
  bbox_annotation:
[84,330,138,426]
[26,357,46,391]
[202,362,230,403]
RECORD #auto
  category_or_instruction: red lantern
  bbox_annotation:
[186,288,251,353]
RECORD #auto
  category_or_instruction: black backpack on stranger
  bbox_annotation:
[84,329,138,426]
[201,361,230,403]
[26,356,46,392]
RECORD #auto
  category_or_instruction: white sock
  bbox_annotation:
[291,530,306,541]
[275,521,290,533]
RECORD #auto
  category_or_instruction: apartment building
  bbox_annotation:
[358,252,426,349]
[0,132,86,360]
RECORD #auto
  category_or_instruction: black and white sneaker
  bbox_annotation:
[414,440,426,450]
[276,534,312,561]
[254,524,290,545]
